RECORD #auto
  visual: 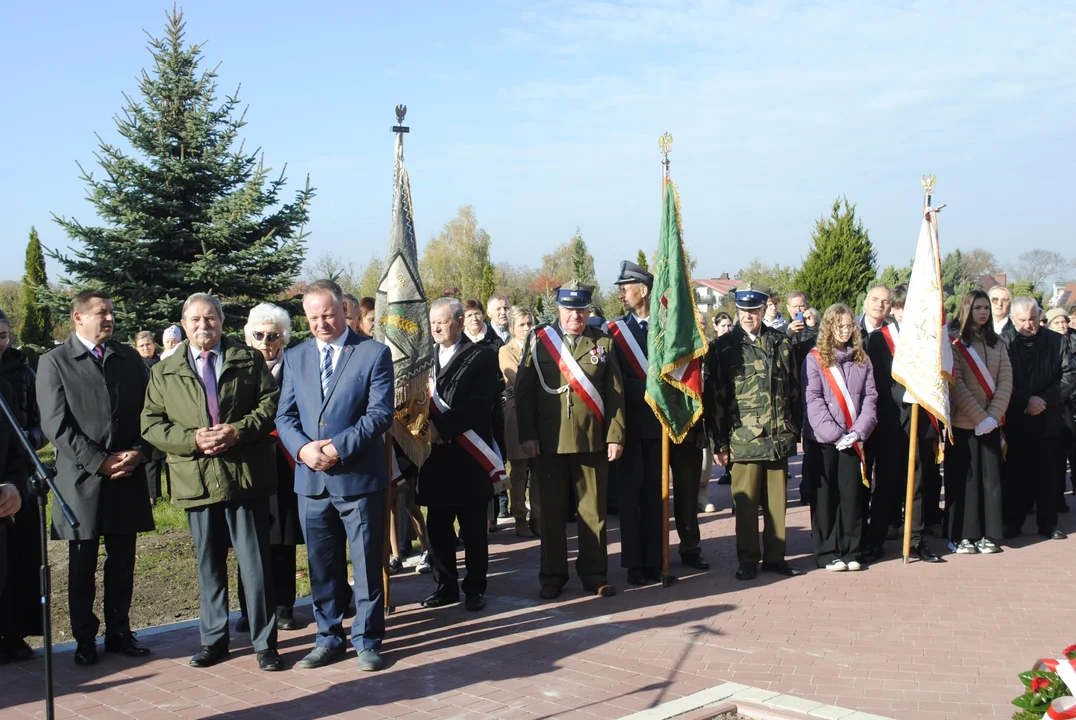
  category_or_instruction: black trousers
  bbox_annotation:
[1057,426,1074,508]
[946,427,1004,542]
[922,442,944,531]
[238,543,298,619]
[670,441,704,559]
[427,503,488,597]
[809,442,865,565]
[868,430,931,547]
[1,498,43,639]
[618,437,662,570]
[68,534,136,644]
[187,498,276,651]
[1004,435,1059,534]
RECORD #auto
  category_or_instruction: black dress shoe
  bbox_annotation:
[4,637,35,661]
[464,594,486,612]
[189,644,229,668]
[297,645,346,669]
[761,561,801,577]
[421,588,460,608]
[586,584,616,597]
[539,585,561,600]
[858,545,886,562]
[735,562,757,580]
[912,542,944,563]
[1045,528,1068,540]
[681,554,710,571]
[235,616,250,633]
[277,613,303,631]
[626,569,651,586]
[105,632,151,657]
[257,649,284,671]
[74,641,99,666]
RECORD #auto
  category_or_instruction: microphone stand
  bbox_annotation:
[0,389,79,720]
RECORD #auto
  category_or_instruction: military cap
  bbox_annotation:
[556,280,594,309]
[613,260,654,288]
[734,284,770,310]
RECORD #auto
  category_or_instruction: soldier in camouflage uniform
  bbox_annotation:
[704,286,801,581]
[515,281,626,600]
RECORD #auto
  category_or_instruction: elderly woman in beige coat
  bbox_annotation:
[499,306,539,537]
[948,290,1013,555]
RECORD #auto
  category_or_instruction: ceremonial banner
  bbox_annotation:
[891,206,954,428]
[645,180,706,443]
[375,133,435,466]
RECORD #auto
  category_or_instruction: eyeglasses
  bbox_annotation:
[252,331,281,342]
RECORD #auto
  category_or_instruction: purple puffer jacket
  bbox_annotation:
[803,346,879,444]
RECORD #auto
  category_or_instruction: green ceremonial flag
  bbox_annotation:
[644,180,707,443]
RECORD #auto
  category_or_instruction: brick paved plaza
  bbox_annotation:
[2,459,1073,720]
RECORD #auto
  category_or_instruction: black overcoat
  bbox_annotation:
[37,334,155,539]
[417,338,499,507]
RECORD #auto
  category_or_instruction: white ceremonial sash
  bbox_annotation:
[959,341,996,394]
[534,327,605,424]
[607,319,647,381]
[811,349,868,486]
[429,380,507,484]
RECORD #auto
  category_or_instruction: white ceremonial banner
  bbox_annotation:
[891,206,954,427]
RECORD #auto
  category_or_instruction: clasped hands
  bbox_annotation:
[835,432,858,451]
[99,449,145,479]
[1025,396,1047,417]
[299,439,339,471]
[974,416,998,436]
[195,424,239,458]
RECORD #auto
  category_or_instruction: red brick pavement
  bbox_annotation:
[2,465,1074,720]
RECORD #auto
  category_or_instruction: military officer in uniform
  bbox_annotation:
[704,285,801,581]
[608,261,709,585]
[515,281,626,600]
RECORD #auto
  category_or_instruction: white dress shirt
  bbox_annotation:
[187,342,224,381]
[315,330,349,375]
[438,338,463,372]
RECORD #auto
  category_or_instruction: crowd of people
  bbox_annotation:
[0,269,1072,672]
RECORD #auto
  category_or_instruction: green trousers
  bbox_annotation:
[732,459,788,563]
[535,452,608,589]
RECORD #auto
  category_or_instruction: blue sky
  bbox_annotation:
[3,0,1074,289]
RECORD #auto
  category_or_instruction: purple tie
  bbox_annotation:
[93,345,104,361]
[200,350,220,426]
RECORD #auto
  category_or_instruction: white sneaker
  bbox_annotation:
[845,560,862,571]
[976,537,1000,554]
[955,539,979,554]
[415,551,432,574]
[825,559,847,572]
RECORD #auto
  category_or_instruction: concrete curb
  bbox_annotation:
[618,682,895,720]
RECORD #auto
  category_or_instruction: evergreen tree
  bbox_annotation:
[48,8,314,335]
[794,197,877,311]
[569,229,595,283]
[21,227,52,347]
[479,261,496,306]
[636,249,649,271]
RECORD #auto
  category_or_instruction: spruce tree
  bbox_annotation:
[480,261,496,306]
[636,249,649,271]
[794,197,877,311]
[49,8,313,335]
[21,227,52,347]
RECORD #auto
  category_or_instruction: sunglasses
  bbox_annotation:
[252,331,281,342]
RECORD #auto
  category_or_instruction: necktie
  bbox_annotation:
[92,345,104,361]
[321,345,334,397]
[200,351,220,426]
[639,320,648,333]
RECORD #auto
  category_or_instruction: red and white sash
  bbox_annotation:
[607,319,647,380]
[953,337,1006,451]
[534,327,605,424]
[429,381,507,485]
[811,349,868,486]
[1034,658,1076,719]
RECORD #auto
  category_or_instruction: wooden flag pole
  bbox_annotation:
[902,175,935,565]
[901,408,919,563]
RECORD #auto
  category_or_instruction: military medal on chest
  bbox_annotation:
[589,345,606,365]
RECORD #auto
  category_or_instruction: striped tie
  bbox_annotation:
[321,345,333,397]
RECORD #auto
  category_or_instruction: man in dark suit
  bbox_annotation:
[276,279,394,672]
[36,290,155,666]
[418,298,499,612]
[609,261,707,586]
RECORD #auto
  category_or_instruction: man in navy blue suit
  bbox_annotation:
[276,279,394,671]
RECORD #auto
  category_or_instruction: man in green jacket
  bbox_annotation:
[142,293,282,671]
[705,286,801,581]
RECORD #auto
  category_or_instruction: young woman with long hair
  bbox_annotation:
[947,290,1012,554]
[803,304,878,571]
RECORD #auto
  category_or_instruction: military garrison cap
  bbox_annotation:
[556,280,594,309]
[613,260,654,288]
[734,284,770,310]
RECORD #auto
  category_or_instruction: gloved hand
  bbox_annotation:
[835,432,858,451]
[974,417,998,436]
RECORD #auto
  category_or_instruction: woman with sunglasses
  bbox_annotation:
[236,304,305,632]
